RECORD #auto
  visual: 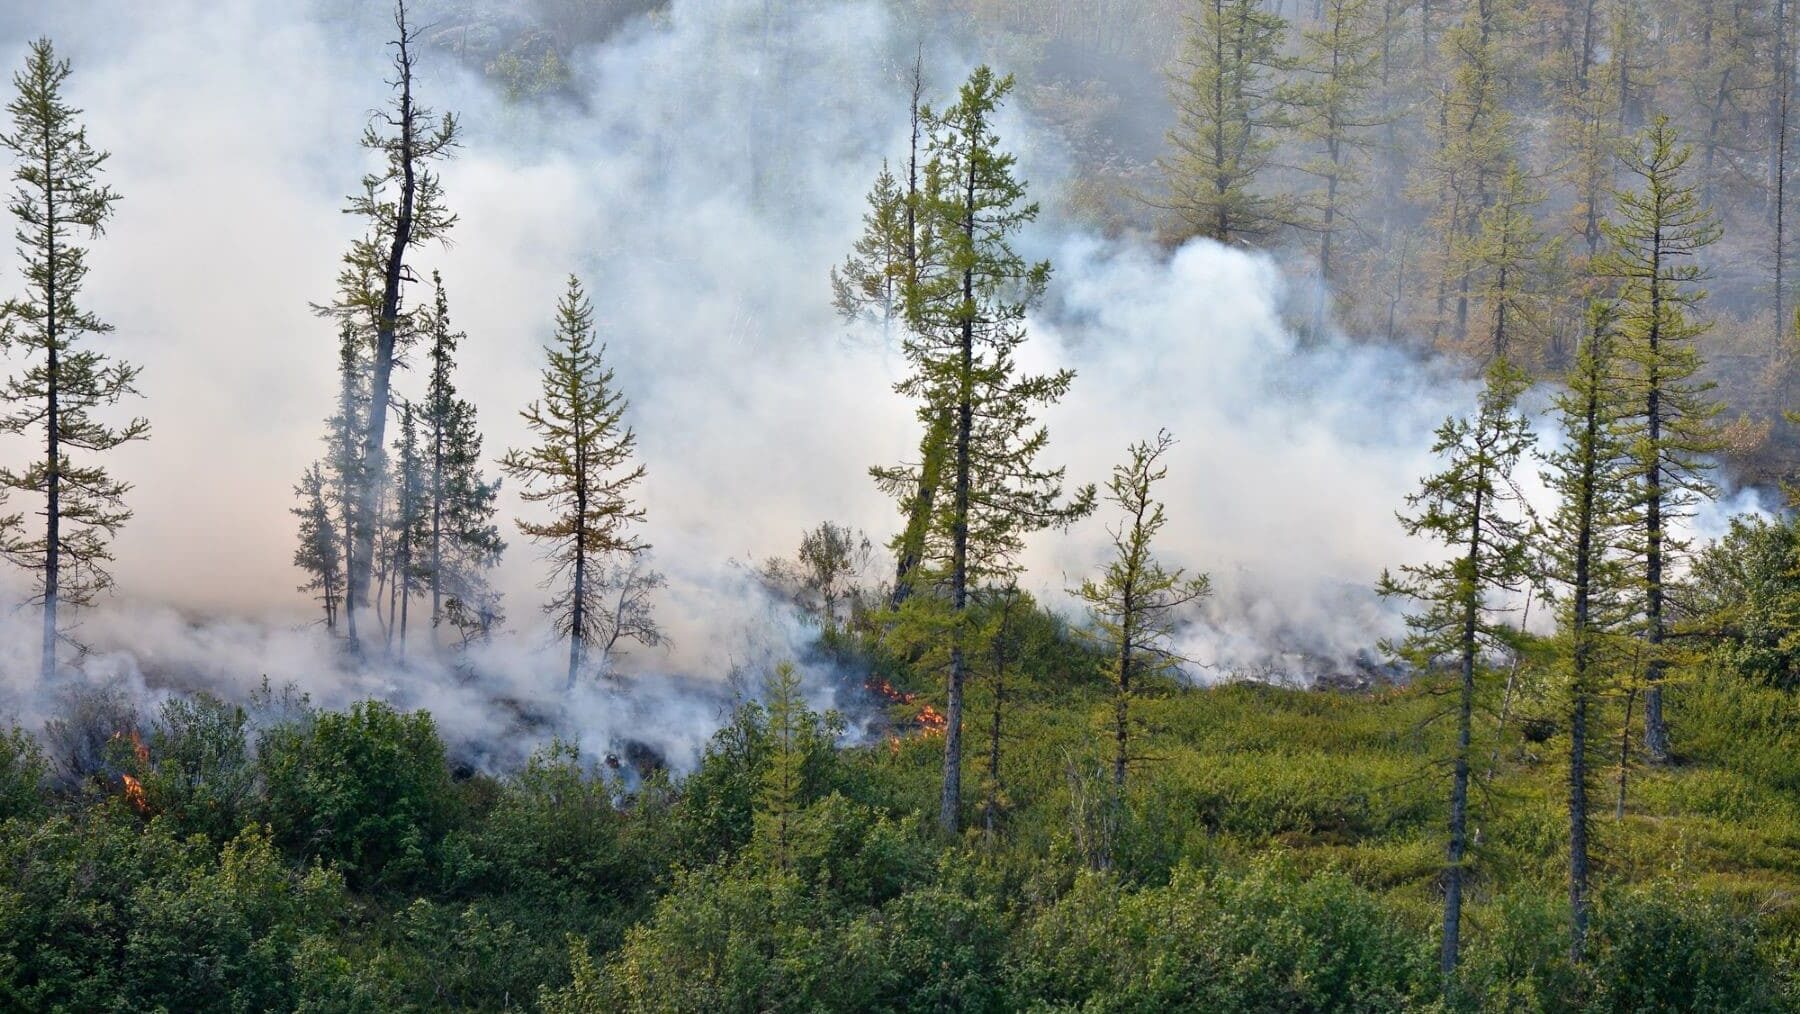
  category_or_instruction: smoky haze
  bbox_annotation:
[0,0,1751,764]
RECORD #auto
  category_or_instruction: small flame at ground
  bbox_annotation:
[120,773,148,812]
[865,677,948,751]
[111,730,151,813]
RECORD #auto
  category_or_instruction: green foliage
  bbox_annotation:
[1160,0,1292,243]
[0,726,45,822]
[1379,358,1539,669]
[0,814,351,1012]
[588,794,961,1013]
[1687,514,1800,688]
[0,37,149,639]
[1073,430,1210,790]
[122,826,347,1013]
[257,700,454,889]
[1588,887,1784,1011]
[1012,860,1433,1010]
[418,271,506,646]
[501,274,651,683]
[142,692,256,843]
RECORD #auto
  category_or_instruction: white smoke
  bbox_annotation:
[0,0,1762,763]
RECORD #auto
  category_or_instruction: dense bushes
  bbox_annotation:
[0,635,1796,1011]
[258,699,456,889]
[1013,860,1433,1011]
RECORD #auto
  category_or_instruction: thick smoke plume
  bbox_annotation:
[0,0,1759,766]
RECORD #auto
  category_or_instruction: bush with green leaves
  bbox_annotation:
[1011,858,1433,1011]
[256,699,455,888]
[140,692,256,842]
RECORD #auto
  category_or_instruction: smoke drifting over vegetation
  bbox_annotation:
[0,0,1771,763]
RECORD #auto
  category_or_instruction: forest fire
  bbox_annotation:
[120,773,148,812]
[113,730,150,813]
[865,676,947,750]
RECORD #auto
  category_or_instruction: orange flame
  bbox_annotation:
[120,773,148,812]
[866,676,948,748]
[111,730,150,813]
[915,703,947,736]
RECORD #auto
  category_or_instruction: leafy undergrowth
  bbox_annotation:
[1,647,1797,1011]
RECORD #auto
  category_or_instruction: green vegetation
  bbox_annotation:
[0,594,1797,1010]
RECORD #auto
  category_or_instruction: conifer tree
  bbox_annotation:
[1379,359,1537,983]
[501,276,648,689]
[1160,0,1291,244]
[830,162,911,332]
[292,463,341,632]
[384,401,426,657]
[873,68,1094,834]
[324,326,369,652]
[419,273,504,648]
[0,39,148,682]
[1541,302,1635,964]
[1470,164,1555,361]
[759,660,807,872]
[834,56,947,610]
[1416,0,1518,346]
[1599,116,1723,764]
[1290,0,1385,308]
[1072,431,1211,790]
[833,57,923,333]
[320,0,459,609]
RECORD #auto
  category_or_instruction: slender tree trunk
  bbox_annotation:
[397,550,409,660]
[1114,607,1134,789]
[1444,488,1484,983]
[1569,683,1591,960]
[892,408,947,608]
[343,471,359,652]
[941,160,977,836]
[890,64,932,608]
[569,472,588,691]
[1616,687,1634,819]
[430,409,444,640]
[1774,3,1791,354]
[354,2,420,605]
[1643,227,1671,763]
[1568,351,1600,965]
[39,149,59,684]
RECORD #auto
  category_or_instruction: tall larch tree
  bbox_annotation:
[0,39,148,682]
[323,325,371,652]
[1379,359,1537,984]
[1599,116,1723,765]
[836,55,949,610]
[501,276,648,689]
[1160,0,1291,244]
[1470,163,1554,362]
[419,273,504,648]
[1290,0,1385,316]
[384,401,427,657]
[1417,0,1518,347]
[1541,301,1635,964]
[758,660,808,873]
[325,0,459,610]
[1072,431,1211,790]
[292,463,341,632]
[873,67,1094,834]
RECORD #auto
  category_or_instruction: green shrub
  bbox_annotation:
[257,699,455,888]
[1588,886,1784,1012]
[1012,858,1433,1011]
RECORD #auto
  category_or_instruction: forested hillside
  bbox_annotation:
[0,0,1798,1010]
